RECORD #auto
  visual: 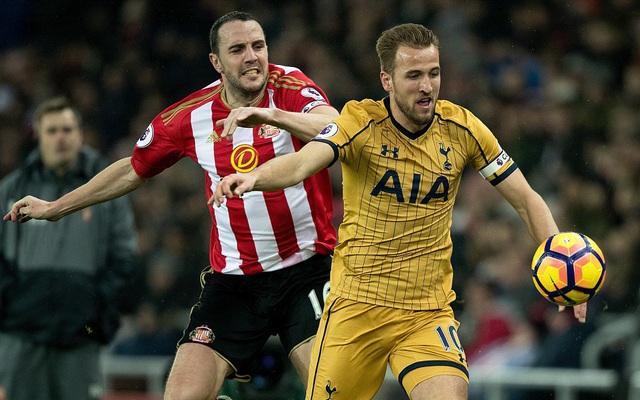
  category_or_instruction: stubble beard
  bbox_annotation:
[395,96,433,129]
[225,72,267,105]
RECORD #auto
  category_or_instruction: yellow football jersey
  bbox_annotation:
[314,97,516,310]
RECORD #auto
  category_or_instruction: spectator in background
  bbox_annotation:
[0,97,137,400]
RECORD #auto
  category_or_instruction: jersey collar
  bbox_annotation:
[384,97,433,140]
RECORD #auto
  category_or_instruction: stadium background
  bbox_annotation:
[1,0,639,399]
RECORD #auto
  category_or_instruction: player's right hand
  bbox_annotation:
[216,107,273,139]
[3,195,55,223]
[558,303,587,323]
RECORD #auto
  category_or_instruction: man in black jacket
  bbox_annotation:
[0,97,137,400]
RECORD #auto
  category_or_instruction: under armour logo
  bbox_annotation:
[326,380,337,399]
[381,144,399,158]
[439,142,452,171]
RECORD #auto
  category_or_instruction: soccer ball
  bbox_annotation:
[531,232,606,306]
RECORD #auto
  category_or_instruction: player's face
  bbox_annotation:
[37,109,83,174]
[210,20,269,102]
[381,44,441,132]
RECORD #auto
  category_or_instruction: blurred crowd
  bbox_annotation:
[1,0,639,396]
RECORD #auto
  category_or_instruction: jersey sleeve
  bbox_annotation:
[311,100,369,167]
[464,108,517,186]
[130,114,187,179]
[271,66,331,114]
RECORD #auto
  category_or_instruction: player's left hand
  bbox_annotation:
[209,173,257,207]
[216,107,273,139]
[559,302,587,323]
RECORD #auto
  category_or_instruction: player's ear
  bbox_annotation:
[209,53,223,74]
[380,71,392,93]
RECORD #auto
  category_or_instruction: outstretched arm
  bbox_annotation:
[495,168,587,323]
[495,169,558,244]
[217,105,339,142]
[211,141,334,206]
[3,157,146,223]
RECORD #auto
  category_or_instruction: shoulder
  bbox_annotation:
[340,98,387,124]
[318,99,385,143]
[435,100,486,132]
[157,82,223,127]
[267,64,317,90]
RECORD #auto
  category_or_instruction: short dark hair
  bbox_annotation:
[32,96,82,133]
[376,23,440,75]
[209,11,258,55]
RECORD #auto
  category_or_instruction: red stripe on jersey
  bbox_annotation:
[264,191,298,257]
[255,128,300,259]
[228,199,263,275]
[210,124,262,274]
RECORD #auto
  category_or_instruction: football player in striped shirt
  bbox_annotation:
[5,11,339,400]
[214,23,588,400]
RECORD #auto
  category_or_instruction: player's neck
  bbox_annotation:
[222,86,264,109]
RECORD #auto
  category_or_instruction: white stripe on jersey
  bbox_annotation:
[192,101,217,177]
[215,204,242,274]
[191,101,245,272]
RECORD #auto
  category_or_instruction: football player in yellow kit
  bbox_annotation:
[213,23,587,400]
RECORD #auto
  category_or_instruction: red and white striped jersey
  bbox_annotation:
[131,64,337,275]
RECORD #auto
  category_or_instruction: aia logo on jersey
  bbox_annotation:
[231,144,259,172]
[189,325,214,344]
[372,170,450,204]
[258,124,282,139]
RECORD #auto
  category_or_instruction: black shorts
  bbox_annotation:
[178,253,331,380]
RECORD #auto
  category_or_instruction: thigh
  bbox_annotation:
[410,375,468,400]
[306,295,390,400]
[388,306,469,396]
[177,268,271,380]
[51,343,102,400]
[165,343,230,400]
[289,337,314,385]
[277,254,331,354]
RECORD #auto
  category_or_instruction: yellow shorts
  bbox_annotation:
[306,294,468,399]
